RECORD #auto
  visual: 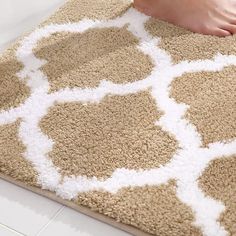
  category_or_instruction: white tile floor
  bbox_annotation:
[0,1,131,235]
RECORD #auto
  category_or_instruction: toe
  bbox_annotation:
[224,24,236,34]
[229,18,236,25]
[211,28,232,37]
[199,24,231,37]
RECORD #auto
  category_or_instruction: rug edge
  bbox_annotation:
[0,173,153,236]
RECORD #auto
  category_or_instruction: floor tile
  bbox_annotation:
[0,224,24,236]
[0,179,62,236]
[0,0,66,52]
[38,207,131,236]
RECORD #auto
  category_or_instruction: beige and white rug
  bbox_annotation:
[0,0,236,235]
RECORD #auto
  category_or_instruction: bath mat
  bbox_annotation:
[0,0,236,235]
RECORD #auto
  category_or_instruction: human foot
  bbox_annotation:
[134,0,236,36]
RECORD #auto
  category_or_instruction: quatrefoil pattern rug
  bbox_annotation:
[0,0,236,235]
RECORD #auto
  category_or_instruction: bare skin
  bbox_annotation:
[134,0,236,36]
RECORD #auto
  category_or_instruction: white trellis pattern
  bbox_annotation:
[0,7,235,236]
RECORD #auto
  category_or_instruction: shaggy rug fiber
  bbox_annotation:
[0,0,235,235]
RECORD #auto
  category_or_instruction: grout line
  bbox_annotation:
[35,206,65,236]
[0,222,26,236]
